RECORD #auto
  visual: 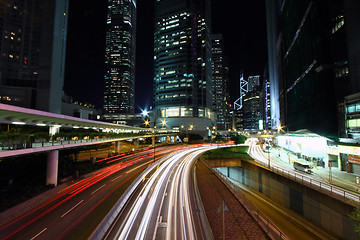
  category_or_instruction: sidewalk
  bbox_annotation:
[271,147,360,194]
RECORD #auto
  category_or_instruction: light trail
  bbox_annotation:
[110,145,219,240]
[0,147,178,240]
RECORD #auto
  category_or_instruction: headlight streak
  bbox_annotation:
[116,150,190,240]
[113,145,220,240]
[1,147,174,240]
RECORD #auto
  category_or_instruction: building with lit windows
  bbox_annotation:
[247,75,260,92]
[103,0,136,115]
[0,0,69,114]
[212,34,230,130]
[153,0,213,137]
[260,66,271,130]
[242,76,261,130]
[266,0,360,138]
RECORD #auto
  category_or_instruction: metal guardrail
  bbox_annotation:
[247,144,360,205]
[263,162,360,205]
[201,159,288,240]
[0,133,177,152]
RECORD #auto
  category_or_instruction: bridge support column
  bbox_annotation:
[46,150,59,187]
[115,141,120,154]
[49,126,60,136]
[166,136,170,144]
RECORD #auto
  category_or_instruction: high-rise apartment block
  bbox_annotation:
[153,0,213,136]
[212,34,230,130]
[104,0,136,115]
[0,0,69,113]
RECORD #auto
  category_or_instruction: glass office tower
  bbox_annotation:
[153,0,213,136]
[104,0,136,114]
[212,34,230,130]
[0,0,69,113]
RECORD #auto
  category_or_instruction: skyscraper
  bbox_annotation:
[248,75,260,92]
[242,75,261,130]
[212,34,230,130]
[104,0,136,115]
[153,0,213,136]
[0,0,69,114]
[266,0,360,137]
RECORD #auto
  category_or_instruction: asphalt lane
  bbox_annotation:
[0,146,178,240]
[105,146,218,240]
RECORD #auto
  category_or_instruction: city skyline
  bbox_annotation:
[64,0,267,111]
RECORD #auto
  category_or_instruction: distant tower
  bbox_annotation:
[243,75,261,130]
[0,0,69,113]
[234,72,248,110]
[212,34,230,130]
[104,0,137,114]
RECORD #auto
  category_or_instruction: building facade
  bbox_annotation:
[242,76,261,130]
[260,66,271,130]
[266,0,360,138]
[153,0,213,137]
[0,0,69,114]
[104,0,136,115]
[212,34,230,130]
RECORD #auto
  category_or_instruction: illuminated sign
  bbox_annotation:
[338,145,360,156]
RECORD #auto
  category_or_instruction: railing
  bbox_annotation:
[264,162,360,205]
[201,159,288,240]
[0,133,177,152]
[247,144,360,205]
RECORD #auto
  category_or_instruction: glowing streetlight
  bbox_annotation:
[161,119,167,128]
[141,109,149,117]
[144,120,150,127]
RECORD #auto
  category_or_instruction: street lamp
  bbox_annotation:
[144,120,150,127]
[267,138,271,168]
[161,119,167,128]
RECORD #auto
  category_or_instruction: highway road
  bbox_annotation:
[104,145,218,240]
[0,146,181,240]
[247,140,360,203]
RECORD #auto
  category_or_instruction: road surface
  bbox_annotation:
[104,146,218,240]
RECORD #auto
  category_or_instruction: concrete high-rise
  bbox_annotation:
[0,0,69,114]
[104,0,136,115]
[153,0,213,137]
[212,34,230,130]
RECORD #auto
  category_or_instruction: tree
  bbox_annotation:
[230,134,247,144]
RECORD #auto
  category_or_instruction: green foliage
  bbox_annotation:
[349,206,360,232]
[202,146,251,160]
[230,133,247,144]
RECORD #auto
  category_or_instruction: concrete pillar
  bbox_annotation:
[134,139,139,148]
[49,126,60,136]
[115,141,120,154]
[166,136,170,144]
[46,150,59,186]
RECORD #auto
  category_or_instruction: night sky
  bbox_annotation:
[64,0,267,112]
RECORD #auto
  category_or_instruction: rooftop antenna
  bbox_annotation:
[233,71,248,110]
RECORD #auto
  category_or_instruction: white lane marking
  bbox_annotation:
[125,161,151,174]
[30,228,47,240]
[61,200,84,218]
[91,184,106,194]
[111,175,122,182]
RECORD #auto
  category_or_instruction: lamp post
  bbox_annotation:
[153,110,156,162]
[267,138,271,168]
